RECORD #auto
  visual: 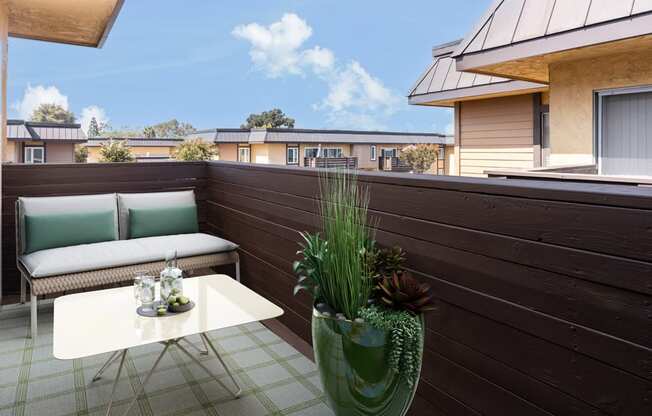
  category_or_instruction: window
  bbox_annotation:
[304,147,343,158]
[598,87,652,176]
[304,147,319,158]
[323,148,343,158]
[238,146,250,163]
[24,146,45,164]
[381,148,397,158]
[287,146,299,165]
[370,145,377,161]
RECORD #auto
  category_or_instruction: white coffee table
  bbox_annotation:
[53,274,284,416]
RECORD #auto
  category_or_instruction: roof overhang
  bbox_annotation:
[454,12,652,83]
[409,80,547,107]
[8,0,124,48]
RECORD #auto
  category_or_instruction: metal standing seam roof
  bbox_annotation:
[85,138,184,147]
[408,39,546,106]
[7,120,87,142]
[190,128,453,145]
[453,0,652,68]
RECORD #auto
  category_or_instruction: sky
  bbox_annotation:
[8,0,491,135]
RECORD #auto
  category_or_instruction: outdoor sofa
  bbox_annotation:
[15,190,239,338]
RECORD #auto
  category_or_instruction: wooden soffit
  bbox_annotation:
[8,0,124,48]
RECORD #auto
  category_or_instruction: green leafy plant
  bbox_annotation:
[359,304,423,387]
[293,170,377,320]
[174,139,217,161]
[74,145,88,163]
[378,272,436,315]
[99,140,134,162]
[375,246,406,277]
[399,144,439,173]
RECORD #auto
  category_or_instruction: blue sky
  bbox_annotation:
[8,0,491,134]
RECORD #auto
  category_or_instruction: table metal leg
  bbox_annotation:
[174,339,239,398]
[119,342,171,416]
[92,350,121,382]
[180,337,208,355]
[200,333,242,397]
[105,350,127,416]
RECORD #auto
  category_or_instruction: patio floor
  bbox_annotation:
[0,303,332,416]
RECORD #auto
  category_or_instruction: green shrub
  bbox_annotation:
[99,140,134,163]
[174,139,217,161]
[74,146,88,163]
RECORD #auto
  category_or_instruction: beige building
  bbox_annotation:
[6,120,87,163]
[85,137,184,162]
[409,1,652,178]
[189,128,453,174]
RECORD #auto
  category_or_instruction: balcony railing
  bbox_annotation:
[1,160,650,414]
[303,156,357,169]
[378,156,411,172]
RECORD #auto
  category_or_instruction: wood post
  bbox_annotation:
[0,0,8,308]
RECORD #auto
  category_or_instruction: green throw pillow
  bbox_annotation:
[128,205,199,239]
[24,211,116,254]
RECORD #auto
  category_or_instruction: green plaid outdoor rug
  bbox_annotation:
[0,303,332,416]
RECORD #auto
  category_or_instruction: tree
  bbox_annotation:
[30,103,75,123]
[399,144,439,174]
[146,119,196,137]
[99,140,134,162]
[241,108,295,129]
[143,126,157,138]
[87,117,101,137]
[174,139,217,161]
[74,145,88,163]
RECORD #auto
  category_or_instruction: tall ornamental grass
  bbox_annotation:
[317,170,376,320]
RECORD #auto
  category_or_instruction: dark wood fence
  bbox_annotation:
[206,161,652,416]
[1,162,208,293]
[2,161,651,415]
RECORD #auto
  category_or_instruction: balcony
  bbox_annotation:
[303,157,358,169]
[0,161,650,415]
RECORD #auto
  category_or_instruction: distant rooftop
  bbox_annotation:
[7,120,87,142]
[188,127,453,145]
[85,137,184,147]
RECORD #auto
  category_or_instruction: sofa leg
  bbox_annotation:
[235,259,241,283]
[20,274,26,304]
[30,294,37,339]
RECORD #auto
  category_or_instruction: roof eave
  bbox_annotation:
[408,80,548,107]
[454,13,652,82]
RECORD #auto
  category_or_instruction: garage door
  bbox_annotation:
[601,91,652,176]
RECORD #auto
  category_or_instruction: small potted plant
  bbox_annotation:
[294,171,435,416]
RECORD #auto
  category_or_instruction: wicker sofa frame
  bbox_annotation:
[16,201,240,339]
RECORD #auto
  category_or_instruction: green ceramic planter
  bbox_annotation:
[312,308,424,416]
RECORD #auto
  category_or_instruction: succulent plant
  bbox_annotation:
[378,272,435,315]
[375,246,407,277]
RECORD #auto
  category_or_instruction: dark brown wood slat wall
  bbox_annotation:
[1,162,208,294]
[2,161,651,415]
[205,161,652,416]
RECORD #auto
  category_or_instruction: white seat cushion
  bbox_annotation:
[20,233,237,278]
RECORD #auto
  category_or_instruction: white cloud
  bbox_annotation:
[80,105,109,135]
[233,13,325,77]
[13,84,69,120]
[233,13,401,129]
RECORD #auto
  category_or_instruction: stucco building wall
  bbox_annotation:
[45,143,75,163]
[548,49,652,166]
[217,144,237,161]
